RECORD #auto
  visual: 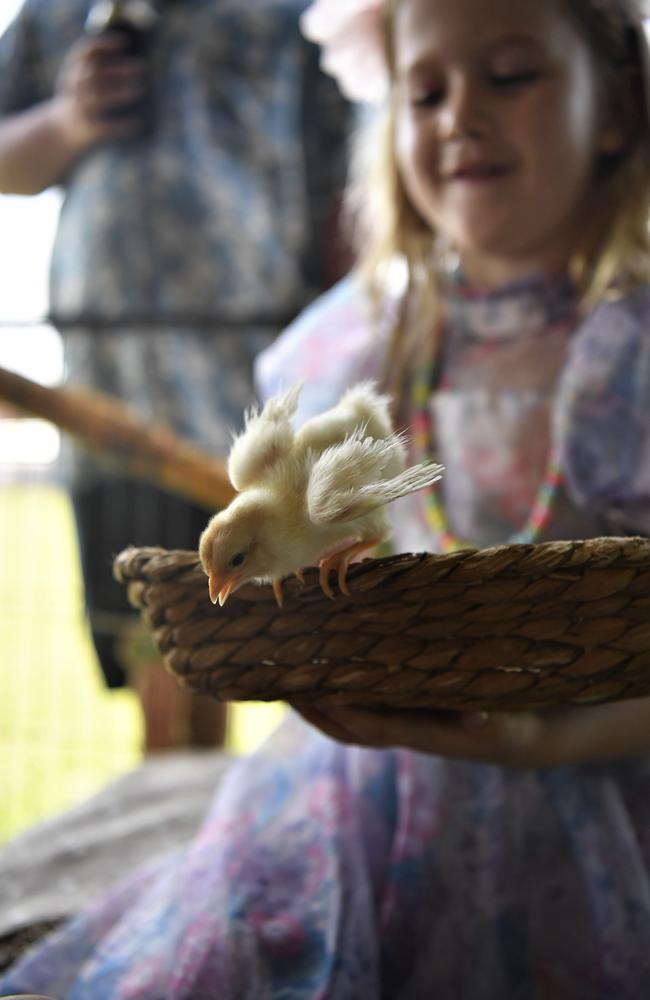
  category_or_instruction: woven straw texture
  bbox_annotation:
[113,536,650,711]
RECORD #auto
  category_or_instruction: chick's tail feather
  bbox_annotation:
[310,458,444,524]
[359,459,444,506]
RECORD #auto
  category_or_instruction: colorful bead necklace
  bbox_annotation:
[410,364,564,553]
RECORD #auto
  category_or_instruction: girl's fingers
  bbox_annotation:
[296,704,484,754]
[301,705,546,764]
[291,705,363,745]
[325,706,492,754]
[295,697,650,766]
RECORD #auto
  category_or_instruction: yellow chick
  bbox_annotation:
[198,381,443,607]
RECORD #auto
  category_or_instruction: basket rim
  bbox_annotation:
[112,536,650,712]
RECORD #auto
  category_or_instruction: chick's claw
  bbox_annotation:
[318,560,337,600]
[271,570,304,609]
[318,538,380,600]
[273,578,285,608]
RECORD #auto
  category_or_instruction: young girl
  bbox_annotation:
[2,0,650,996]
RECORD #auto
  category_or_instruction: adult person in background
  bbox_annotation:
[0,0,352,751]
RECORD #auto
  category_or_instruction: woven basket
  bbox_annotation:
[113,536,650,711]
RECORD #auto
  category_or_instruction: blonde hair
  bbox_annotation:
[345,0,650,394]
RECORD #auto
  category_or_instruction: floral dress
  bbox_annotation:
[2,273,650,999]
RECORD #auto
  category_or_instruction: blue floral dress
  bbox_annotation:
[2,273,650,999]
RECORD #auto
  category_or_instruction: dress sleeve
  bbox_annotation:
[254,274,389,424]
[557,286,650,535]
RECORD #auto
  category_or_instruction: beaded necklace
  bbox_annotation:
[410,338,565,554]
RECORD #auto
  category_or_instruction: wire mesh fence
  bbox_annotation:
[0,464,286,845]
[0,479,142,842]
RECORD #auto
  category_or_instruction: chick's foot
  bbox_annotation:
[318,537,380,599]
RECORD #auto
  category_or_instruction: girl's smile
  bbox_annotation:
[443,160,514,183]
[393,0,625,287]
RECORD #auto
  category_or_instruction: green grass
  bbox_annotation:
[0,484,285,844]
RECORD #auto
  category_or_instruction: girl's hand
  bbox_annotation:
[53,36,147,152]
[293,696,650,767]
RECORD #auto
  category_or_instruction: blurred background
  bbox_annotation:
[0,0,287,844]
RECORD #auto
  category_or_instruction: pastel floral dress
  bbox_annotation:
[2,274,650,999]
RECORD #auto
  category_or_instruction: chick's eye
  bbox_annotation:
[230,551,246,568]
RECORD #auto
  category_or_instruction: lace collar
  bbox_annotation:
[444,270,579,341]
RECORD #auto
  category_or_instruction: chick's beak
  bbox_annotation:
[208,572,220,605]
[208,572,239,607]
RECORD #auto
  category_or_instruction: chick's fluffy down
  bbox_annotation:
[199,381,443,604]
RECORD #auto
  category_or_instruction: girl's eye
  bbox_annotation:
[230,551,246,568]
[490,71,541,89]
[411,88,444,109]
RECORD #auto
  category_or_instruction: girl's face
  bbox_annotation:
[393,0,623,286]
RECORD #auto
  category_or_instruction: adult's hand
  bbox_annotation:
[53,34,147,152]
[294,696,650,767]
[0,35,147,195]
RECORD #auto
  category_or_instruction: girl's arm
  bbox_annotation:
[0,35,145,195]
[294,697,650,767]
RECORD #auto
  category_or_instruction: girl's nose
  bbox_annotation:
[437,78,488,140]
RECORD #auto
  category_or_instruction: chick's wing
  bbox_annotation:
[306,430,407,524]
[296,381,394,455]
[227,383,302,492]
[307,429,444,525]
